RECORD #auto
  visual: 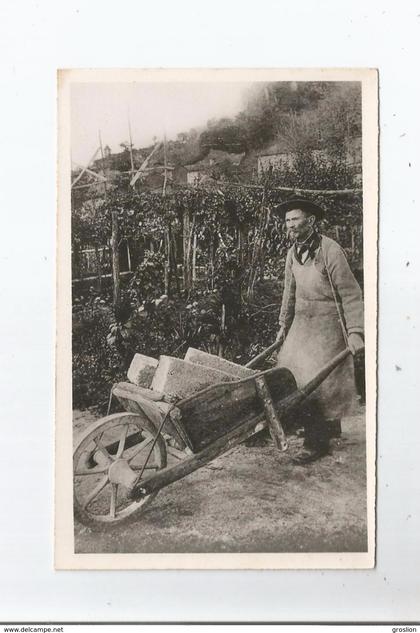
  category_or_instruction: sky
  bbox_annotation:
[70,82,252,167]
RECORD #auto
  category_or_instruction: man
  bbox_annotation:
[275,199,364,463]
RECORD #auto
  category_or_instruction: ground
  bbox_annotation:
[73,408,367,554]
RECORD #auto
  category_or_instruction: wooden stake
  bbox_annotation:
[193,180,363,196]
[170,230,180,293]
[130,142,162,187]
[127,113,135,174]
[192,231,197,285]
[218,303,226,358]
[162,134,171,296]
[183,208,190,291]
[209,234,214,290]
[164,231,170,296]
[162,133,168,196]
[247,190,267,300]
[94,245,103,292]
[71,162,107,182]
[71,147,101,188]
[99,130,120,313]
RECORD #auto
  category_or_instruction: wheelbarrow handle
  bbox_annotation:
[245,339,283,369]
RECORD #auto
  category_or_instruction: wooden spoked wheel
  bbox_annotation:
[73,412,167,527]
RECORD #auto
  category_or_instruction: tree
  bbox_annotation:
[199,124,247,154]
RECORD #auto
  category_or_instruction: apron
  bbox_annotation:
[277,245,358,420]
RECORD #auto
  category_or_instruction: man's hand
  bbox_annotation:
[348,332,364,355]
[276,326,286,344]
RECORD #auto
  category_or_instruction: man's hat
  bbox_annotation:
[273,198,325,220]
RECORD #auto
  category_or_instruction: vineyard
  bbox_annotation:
[72,147,363,411]
[71,80,364,409]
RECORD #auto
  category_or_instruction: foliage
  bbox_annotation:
[71,81,364,410]
[72,299,125,410]
[128,251,165,306]
[199,123,247,154]
[267,149,356,190]
[72,281,283,410]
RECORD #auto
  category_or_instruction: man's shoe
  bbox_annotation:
[292,445,329,464]
[327,419,342,438]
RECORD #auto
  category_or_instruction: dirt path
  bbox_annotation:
[73,409,367,554]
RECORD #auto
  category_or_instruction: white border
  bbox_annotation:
[1,0,419,621]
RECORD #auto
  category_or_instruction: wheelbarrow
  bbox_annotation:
[73,343,351,527]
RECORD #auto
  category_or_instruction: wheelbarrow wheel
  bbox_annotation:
[73,412,167,527]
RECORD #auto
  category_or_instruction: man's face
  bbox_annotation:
[285,208,315,241]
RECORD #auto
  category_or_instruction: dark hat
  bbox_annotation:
[273,198,325,220]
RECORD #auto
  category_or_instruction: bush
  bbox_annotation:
[128,250,165,306]
[72,303,125,410]
[71,147,362,410]
[72,279,284,411]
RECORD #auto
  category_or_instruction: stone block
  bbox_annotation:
[127,353,158,388]
[151,355,235,400]
[185,347,255,379]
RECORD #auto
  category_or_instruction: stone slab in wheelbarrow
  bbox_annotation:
[151,355,238,401]
[184,347,256,379]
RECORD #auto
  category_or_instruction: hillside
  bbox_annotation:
[78,81,361,178]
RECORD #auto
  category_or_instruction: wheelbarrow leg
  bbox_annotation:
[255,375,288,451]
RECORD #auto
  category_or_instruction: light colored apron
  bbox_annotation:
[277,246,358,419]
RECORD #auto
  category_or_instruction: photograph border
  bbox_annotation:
[55,67,378,570]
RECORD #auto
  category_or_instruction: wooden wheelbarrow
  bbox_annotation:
[73,343,351,527]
